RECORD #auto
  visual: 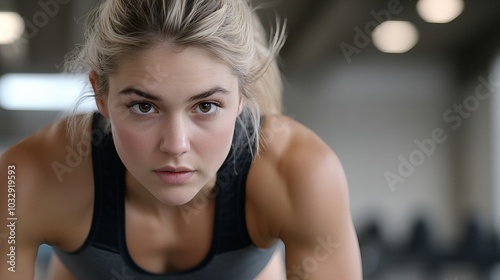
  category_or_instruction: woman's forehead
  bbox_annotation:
[110,43,238,91]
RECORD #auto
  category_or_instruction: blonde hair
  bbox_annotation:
[66,0,286,155]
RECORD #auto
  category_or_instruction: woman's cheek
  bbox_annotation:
[201,121,235,157]
[113,124,154,161]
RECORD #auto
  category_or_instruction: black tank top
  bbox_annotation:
[53,112,278,279]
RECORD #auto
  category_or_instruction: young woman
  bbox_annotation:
[0,0,362,279]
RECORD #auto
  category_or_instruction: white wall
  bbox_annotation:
[283,55,461,247]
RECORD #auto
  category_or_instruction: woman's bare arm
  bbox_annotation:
[0,143,45,279]
[267,117,363,280]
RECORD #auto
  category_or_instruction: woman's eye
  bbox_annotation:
[195,102,218,114]
[130,103,156,115]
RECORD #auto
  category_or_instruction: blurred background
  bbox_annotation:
[1,0,500,279]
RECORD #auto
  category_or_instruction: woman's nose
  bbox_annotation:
[159,118,190,157]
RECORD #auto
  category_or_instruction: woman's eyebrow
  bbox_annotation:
[118,86,230,102]
[188,86,230,102]
[119,87,161,101]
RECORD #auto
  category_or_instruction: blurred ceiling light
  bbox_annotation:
[0,12,24,45]
[417,0,464,23]
[372,21,419,53]
[0,73,95,111]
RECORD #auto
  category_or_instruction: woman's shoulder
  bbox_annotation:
[248,114,349,238]
[1,114,92,181]
[252,117,362,278]
[265,114,348,211]
[259,114,338,168]
[0,114,95,246]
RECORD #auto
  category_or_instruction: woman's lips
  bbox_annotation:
[154,167,195,185]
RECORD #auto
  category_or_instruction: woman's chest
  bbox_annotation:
[124,199,215,273]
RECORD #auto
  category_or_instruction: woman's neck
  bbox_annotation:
[124,170,217,219]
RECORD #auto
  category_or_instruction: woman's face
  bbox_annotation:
[96,43,243,206]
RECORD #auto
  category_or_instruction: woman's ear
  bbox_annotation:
[89,71,109,119]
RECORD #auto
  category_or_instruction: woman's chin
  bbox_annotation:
[154,188,199,206]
